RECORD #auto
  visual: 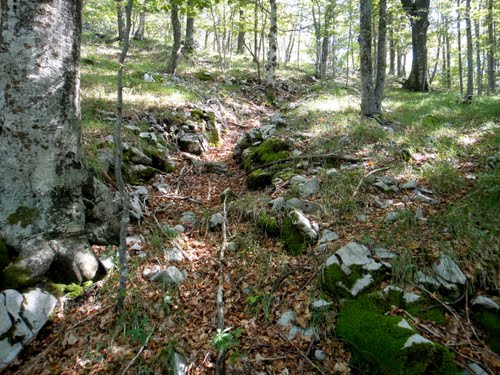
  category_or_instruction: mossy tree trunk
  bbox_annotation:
[0,0,86,247]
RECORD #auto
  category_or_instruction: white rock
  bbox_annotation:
[21,289,57,337]
[397,319,414,330]
[180,212,197,226]
[336,242,382,271]
[403,334,432,348]
[314,349,326,361]
[165,247,185,262]
[350,274,373,296]
[400,180,418,189]
[260,125,277,140]
[325,254,340,267]
[299,177,320,198]
[143,73,155,82]
[0,295,12,336]
[413,193,438,205]
[149,266,186,284]
[173,352,188,375]
[289,209,318,240]
[277,310,296,327]
[326,168,338,176]
[209,212,224,230]
[472,296,499,310]
[270,197,286,212]
[290,175,307,184]
[0,339,23,368]
[312,299,332,310]
[384,211,400,224]
[431,255,466,285]
[374,248,397,260]
[319,229,339,244]
[173,225,185,233]
[465,363,489,375]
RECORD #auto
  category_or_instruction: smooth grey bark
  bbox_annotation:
[236,8,246,54]
[0,0,119,284]
[465,0,473,99]
[429,33,441,85]
[116,0,133,309]
[475,18,482,95]
[457,0,464,95]
[359,0,377,116]
[319,1,335,81]
[444,15,452,89]
[183,16,195,54]
[117,0,126,40]
[133,0,147,40]
[167,2,182,74]
[374,0,387,111]
[486,0,496,94]
[401,0,430,91]
[0,0,86,246]
[389,14,396,75]
[266,0,278,100]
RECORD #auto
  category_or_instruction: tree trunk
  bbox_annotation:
[486,0,496,94]
[444,15,452,89]
[167,2,182,74]
[429,33,441,85]
[465,0,474,99]
[475,18,482,95]
[359,0,377,116]
[457,0,464,95]
[374,0,387,112]
[266,0,278,100]
[389,14,396,75]
[401,0,430,91]
[396,46,403,77]
[133,0,147,40]
[183,2,196,54]
[0,0,118,285]
[320,1,335,81]
[346,0,353,84]
[117,0,126,40]
[237,8,246,54]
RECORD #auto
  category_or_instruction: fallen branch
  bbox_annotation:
[161,194,203,205]
[121,331,153,375]
[352,167,391,197]
[247,153,366,174]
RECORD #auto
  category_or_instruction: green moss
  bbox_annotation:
[1,265,36,289]
[124,165,157,184]
[254,138,291,164]
[246,169,273,190]
[322,264,366,298]
[472,309,500,353]
[6,206,40,228]
[143,147,174,173]
[0,238,9,270]
[280,217,310,255]
[407,302,447,325]
[47,281,93,298]
[336,296,458,374]
[256,212,280,237]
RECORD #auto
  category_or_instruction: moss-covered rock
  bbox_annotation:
[6,206,40,228]
[242,137,291,172]
[0,265,37,289]
[322,263,367,298]
[256,212,280,237]
[124,164,157,184]
[336,296,458,374]
[280,217,311,255]
[0,238,9,271]
[144,146,175,173]
[472,309,500,353]
[246,169,273,190]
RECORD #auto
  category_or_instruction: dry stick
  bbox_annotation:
[352,167,391,197]
[247,153,366,174]
[278,333,326,375]
[215,195,229,375]
[121,331,153,375]
[161,194,203,205]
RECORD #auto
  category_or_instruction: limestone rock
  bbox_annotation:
[180,212,197,226]
[21,288,57,337]
[289,210,318,241]
[431,255,466,285]
[285,198,321,214]
[319,229,339,244]
[336,242,382,271]
[149,266,187,285]
[472,296,499,310]
[173,352,188,375]
[209,212,224,231]
[178,134,209,155]
[165,247,185,262]
[299,177,320,198]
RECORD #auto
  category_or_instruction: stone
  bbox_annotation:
[472,296,499,310]
[314,350,326,361]
[373,247,397,260]
[173,225,185,233]
[270,197,286,212]
[285,198,321,214]
[292,149,302,156]
[403,334,432,348]
[191,160,228,175]
[312,299,332,310]
[374,196,392,209]
[336,242,382,271]
[139,132,158,142]
[373,181,391,192]
[431,255,466,285]
[325,254,340,267]
[128,147,152,165]
[178,134,209,155]
[209,212,224,230]
[340,164,361,171]
[21,288,57,337]
[0,295,12,336]
[271,113,287,127]
[350,274,373,296]
[149,266,186,285]
[99,255,114,270]
[18,238,56,278]
[155,183,171,194]
[326,168,338,176]
[384,211,400,224]
[290,175,307,184]
[180,212,197,226]
[260,125,277,140]
[127,235,144,251]
[144,73,155,82]
[357,214,367,222]
[165,247,184,262]
[277,310,296,327]
[289,210,318,240]
[227,242,239,252]
[415,207,425,220]
[400,180,418,189]
[299,177,320,198]
[464,363,489,375]
[413,193,438,205]
[397,319,414,330]
[0,339,23,368]
[319,229,339,244]
[173,352,188,375]
[415,271,457,290]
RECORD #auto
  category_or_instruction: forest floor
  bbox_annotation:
[3,37,500,375]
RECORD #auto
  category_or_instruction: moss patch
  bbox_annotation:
[472,309,500,353]
[0,238,9,271]
[256,212,280,237]
[7,206,40,228]
[280,217,311,255]
[336,296,458,374]
[322,264,366,298]
[246,169,273,190]
[0,265,36,289]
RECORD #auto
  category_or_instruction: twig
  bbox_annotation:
[121,331,153,375]
[161,194,203,205]
[278,333,326,375]
[247,153,366,174]
[352,167,391,197]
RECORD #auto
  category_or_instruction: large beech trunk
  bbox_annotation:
[401,0,430,91]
